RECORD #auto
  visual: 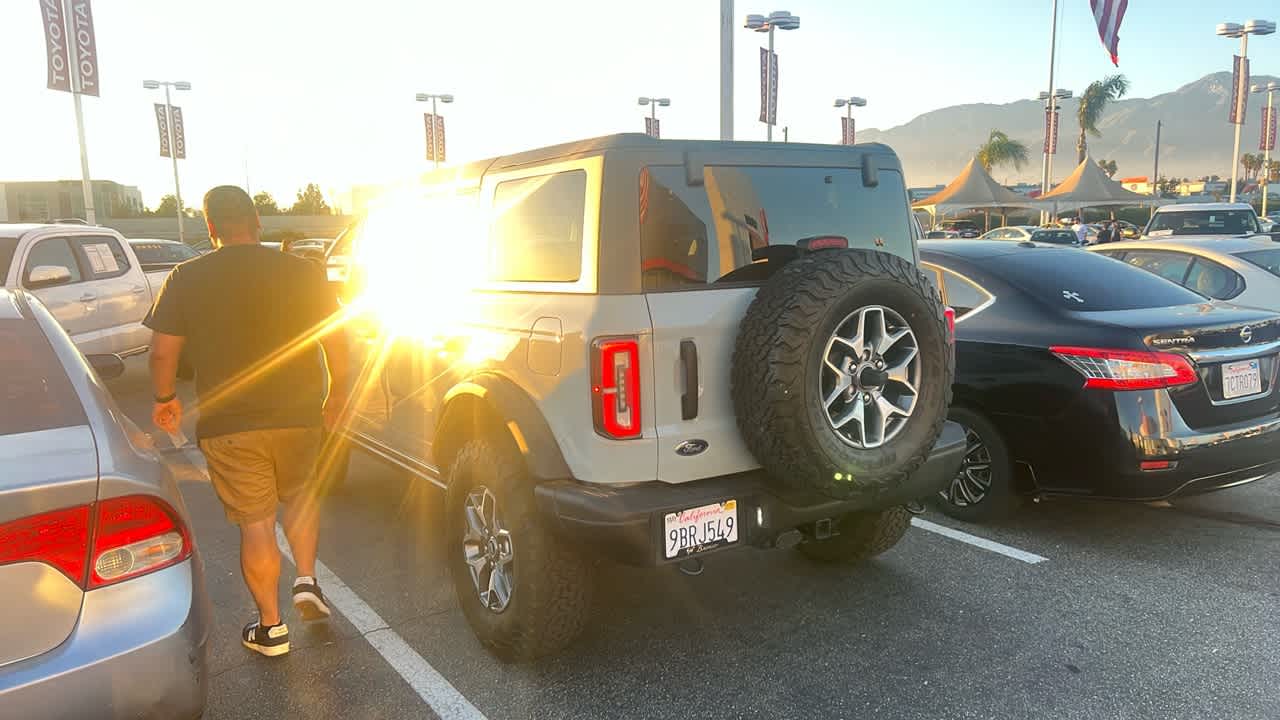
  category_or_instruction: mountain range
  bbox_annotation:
[857,72,1280,187]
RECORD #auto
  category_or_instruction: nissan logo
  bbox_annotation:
[1241,325,1254,344]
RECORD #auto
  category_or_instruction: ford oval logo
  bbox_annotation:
[675,439,709,457]
[1241,325,1254,344]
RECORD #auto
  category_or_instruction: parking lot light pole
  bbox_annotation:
[1038,88,1071,224]
[1218,20,1276,203]
[745,10,800,141]
[415,93,454,170]
[834,96,866,144]
[144,80,191,243]
[638,97,671,137]
[1253,81,1279,216]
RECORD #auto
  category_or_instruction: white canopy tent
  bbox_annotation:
[1039,155,1166,214]
[912,157,1041,230]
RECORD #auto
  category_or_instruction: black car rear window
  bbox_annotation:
[1030,229,1077,245]
[0,314,86,436]
[990,249,1205,311]
[0,238,17,284]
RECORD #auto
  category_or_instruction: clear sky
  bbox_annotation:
[2,0,1278,208]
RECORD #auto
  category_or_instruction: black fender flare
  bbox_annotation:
[433,373,573,482]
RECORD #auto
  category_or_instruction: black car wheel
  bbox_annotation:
[935,407,1019,522]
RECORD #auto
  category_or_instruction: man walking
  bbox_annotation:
[146,186,349,657]
[1071,218,1089,245]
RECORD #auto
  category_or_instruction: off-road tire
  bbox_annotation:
[934,407,1020,522]
[798,506,912,564]
[445,436,592,662]
[731,248,953,501]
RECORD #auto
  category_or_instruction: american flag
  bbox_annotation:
[1090,0,1128,66]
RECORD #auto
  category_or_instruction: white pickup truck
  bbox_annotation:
[0,223,155,358]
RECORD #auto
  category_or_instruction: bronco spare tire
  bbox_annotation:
[731,249,953,501]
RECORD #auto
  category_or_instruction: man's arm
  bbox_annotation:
[150,331,186,433]
[319,330,350,432]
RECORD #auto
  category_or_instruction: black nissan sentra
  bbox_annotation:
[920,240,1280,522]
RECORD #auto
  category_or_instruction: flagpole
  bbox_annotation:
[164,84,185,244]
[1039,0,1060,225]
[62,0,96,225]
[719,0,733,141]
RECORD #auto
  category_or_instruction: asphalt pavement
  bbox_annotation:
[108,374,1280,720]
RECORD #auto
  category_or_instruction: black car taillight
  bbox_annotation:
[1050,346,1197,391]
[591,337,642,439]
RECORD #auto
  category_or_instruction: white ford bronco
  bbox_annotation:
[325,135,965,660]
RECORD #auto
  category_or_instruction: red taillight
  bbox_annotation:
[1140,460,1177,471]
[1050,346,1198,391]
[0,505,91,585]
[89,495,191,589]
[591,337,642,439]
[944,307,957,344]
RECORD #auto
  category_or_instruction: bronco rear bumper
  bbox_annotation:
[534,421,965,566]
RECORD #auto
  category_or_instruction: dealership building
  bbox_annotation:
[0,180,144,222]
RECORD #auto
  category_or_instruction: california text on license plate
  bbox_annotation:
[1223,359,1263,400]
[663,500,738,559]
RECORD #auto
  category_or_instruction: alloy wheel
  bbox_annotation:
[461,486,515,613]
[819,305,921,448]
[944,426,993,507]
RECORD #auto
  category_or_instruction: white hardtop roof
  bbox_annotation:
[1154,202,1256,212]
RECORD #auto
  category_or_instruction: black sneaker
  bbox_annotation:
[293,576,331,621]
[242,620,289,657]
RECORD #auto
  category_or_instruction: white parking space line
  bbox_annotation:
[274,525,489,720]
[911,518,1048,564]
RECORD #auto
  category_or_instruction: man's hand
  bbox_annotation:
[153,397,183,434]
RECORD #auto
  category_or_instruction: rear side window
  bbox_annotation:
[132,242,197,268]
[1121,250,1192,285]
[24,237,83,286]
[990,249,1204,311]
[1237,248,1280,277]
[1031,229,1077,245]
[490,171,586,283]
[0,317,86,435]
[640,164,913,291]
[72,236,131,279]
[1183,258,1244,300]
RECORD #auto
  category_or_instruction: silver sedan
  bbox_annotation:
[0,289,210,719]
[1091,236,1280,310]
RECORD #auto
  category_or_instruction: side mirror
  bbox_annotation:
[27,265,73,288]
[85,353,126,380]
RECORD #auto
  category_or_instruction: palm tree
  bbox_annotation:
[1096,159,1118,177]
[1241,153,1262,181]
[976,130,1029,173]
[1076,74,1130,164]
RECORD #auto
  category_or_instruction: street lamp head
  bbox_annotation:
[415,93,429,102]
[638,97,651,106]
[1243,19,1276,35]
[142,80,160,89]
[744,13,766,29]
[1217,22,1244,37]
[440,94,455,103]
[1057,89,1073,99]
[657,98,671,107]
[849,97,867,107]
[834,98,847,108]
[174,81,191,91]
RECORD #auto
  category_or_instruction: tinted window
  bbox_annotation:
[72,236,131,279]
[940,269,991,317]
[990,249,1204,311]
[24,238,83,285]
[1183,258,1244,300]
[1122,250,1192,285]
[1237,248,1280,277]
[490,170,586,283]
[639,165,913,291]
[1147,210,1259,236]
[0,238,17,284]
[132,242,197,267]
[1030,229,1078,245]
[0,317,86,435]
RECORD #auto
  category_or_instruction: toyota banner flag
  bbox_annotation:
[644,116,660,139]
[841,116,855,146]
[1043,108,1060,154]
[39,0,99,96]
[759,47,778,126]
[1229,55,1249,125]
[424,113,446,162]
[171,106,186,159]
[154,103,171,158]
[1262,106,1277,153]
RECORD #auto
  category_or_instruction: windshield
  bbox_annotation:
[639,164,912,290]
[1236,248,1280,277]
[132,242,198,266]
[1030,229,1078,245]
[1146,210,1260,236]
[990,248,1206,311]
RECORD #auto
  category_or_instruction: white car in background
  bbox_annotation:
[1092,236,1280,309]
[0,223,156,358]
[1141,202,1268,241]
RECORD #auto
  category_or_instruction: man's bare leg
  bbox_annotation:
[239,516,282,626]
[281,492,319,579]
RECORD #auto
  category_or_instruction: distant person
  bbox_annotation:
[146,185,350,658]
[1072,219,1088,245]
[1096,221,1118,244]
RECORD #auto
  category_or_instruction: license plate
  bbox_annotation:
[1223,359,1263,399]
[663,500,738,559]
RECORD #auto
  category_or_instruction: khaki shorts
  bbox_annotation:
[199,427,322,525]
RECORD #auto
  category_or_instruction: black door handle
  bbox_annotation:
[680,340,698,420]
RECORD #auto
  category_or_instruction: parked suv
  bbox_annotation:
[1141,202,1266,240]
[326,135,965,660]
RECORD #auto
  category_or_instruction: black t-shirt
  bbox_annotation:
[143,244,337,439]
